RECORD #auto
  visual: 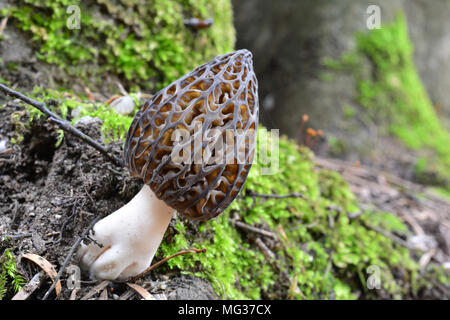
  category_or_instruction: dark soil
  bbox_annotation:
[0,99,217,300]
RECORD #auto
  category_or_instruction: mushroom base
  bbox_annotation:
[77,184,174,280]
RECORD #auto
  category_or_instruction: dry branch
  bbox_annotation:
[0,83,123,167]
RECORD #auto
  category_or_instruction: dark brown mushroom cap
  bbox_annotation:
[123,49,259,221]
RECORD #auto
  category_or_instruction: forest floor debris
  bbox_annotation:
[0,97,449,299]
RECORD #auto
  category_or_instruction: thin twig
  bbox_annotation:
[127,248,206,282]
[42,216,101,300]
[0,83,123,167]
[0,15,8,36]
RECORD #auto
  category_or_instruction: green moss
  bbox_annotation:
[1,0,234,91]
[12,86,443,298]
[324,15,450,187]
[155,130,439,300]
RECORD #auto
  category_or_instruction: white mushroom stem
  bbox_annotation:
[78,184,175,280]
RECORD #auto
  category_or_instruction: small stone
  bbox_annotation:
[160,275,169,281]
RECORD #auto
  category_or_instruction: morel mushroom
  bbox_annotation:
[78,49,259,280]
